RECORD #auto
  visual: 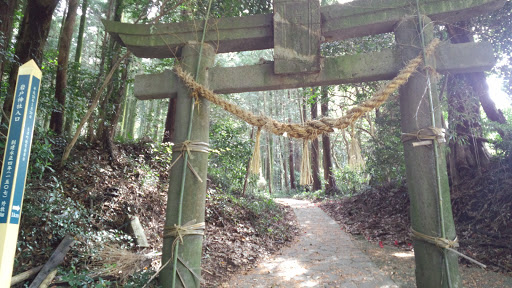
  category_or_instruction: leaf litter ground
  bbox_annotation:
[320,160,512,287]
[16,142,298,287]
[16,141,512,287]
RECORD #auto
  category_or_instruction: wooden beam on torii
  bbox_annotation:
[134,41,495,99]
[103,0,505,58]
[104,1,505,288]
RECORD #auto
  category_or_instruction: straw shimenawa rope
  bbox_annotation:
[143,220,206,288]
[170,141,210,182]
[174,39,441,185]
[411,228,459,249]
[402,127,446,144]
[164,220,205,281]
[249,128,262,174]
[410,228,487,268]
[174,38,441,141]
[300,140,313,185]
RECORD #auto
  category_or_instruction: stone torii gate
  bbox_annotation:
[104,0,504,287]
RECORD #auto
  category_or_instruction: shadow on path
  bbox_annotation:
[224,199,398,288]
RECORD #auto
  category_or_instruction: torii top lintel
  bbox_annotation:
[104,0,505,63]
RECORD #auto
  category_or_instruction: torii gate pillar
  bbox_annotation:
[395,17,460,287]
[161,43,215,288]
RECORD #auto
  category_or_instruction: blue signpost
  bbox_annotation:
[0,60,41,286]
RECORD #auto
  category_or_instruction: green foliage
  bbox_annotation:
[122,269,161,288]
[291,188,325,201]
[364,99,406,184]
[483,108,512,158]
[197,0,272,18]
[59,267,113,288]
[21,179,91,241]
[207,188,292,241]
[148,141,173,168]
[333,166,368,197]
[209,119,253,193]
[38,49,60,117]
[59,262,158,287]
[321,33,395,57]
[16,178,92,272]
[65,62,101,129]
[475,1,512,96]
[28,133,55,179]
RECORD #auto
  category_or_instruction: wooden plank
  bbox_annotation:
[135,42,495,99]
[10,265,43,286]
[103,0,505,58]
[321,0,506,40]
[127,215,149,248]
[102,13,273,58]
[28,235,75,288]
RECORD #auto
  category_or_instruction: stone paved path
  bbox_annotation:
[225,199,398,288]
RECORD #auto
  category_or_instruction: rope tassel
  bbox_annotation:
[300,140,312,186]
[249,128,262,175]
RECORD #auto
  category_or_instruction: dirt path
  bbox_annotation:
[224,199,398,288]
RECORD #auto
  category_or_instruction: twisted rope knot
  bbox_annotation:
[162,220,205,285]
[170,141,210,182]
[164,220,205,240]
[411,228,459,249]
[402,127,446,146]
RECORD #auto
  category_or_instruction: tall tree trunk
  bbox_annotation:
[321,86,338,195]
[152,99,163,140]
[95,0,117,141]
[288,126,296,190]
[86,4,111,143]
[287,90,297,189]
[310,90,321,191]
[74,0,88,64]
[126,96,137,139]
[242,127,255,196]
[0,0,19,96]
[264,92,273,194]
[162,97,177,143]
[104,58,129,146]
[280,93,288,191]
[3,0,59,120]
[62,0,88,137]
[446,22,491,182]
[50,0,79,135]
[100,0,125,163]
[144,100,155,138]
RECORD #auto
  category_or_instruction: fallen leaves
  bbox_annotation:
[320,164,512,274]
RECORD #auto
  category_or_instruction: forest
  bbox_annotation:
[0,0,512,287]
